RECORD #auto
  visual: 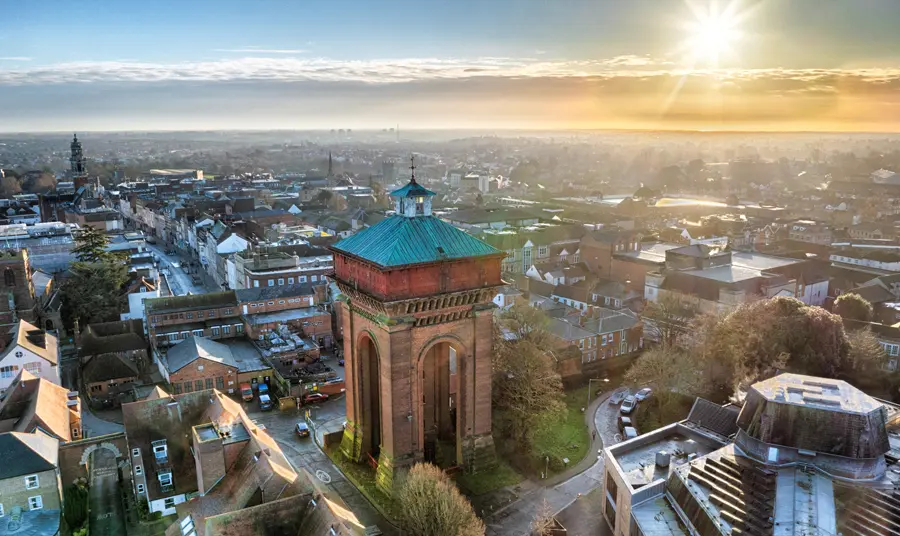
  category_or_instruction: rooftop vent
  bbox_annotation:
[656,451,671,467]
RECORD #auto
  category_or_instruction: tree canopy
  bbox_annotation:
[72,226,114,263]
[834,293,874,323]
[396,463,484,536]
[60,261,129,326]
[642,293,700,346]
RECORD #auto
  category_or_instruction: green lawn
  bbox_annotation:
[324,445,400,521]
[530,386,593,476]
[454,458,523,496]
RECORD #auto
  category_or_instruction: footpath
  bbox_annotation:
[483,392,620,535]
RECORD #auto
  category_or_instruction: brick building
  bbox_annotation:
[330,175,504,494]
[79,319,147,407]
[0,249,37,330]
[145,292,243,350]
[579,228,642,279]
[0,432,61,528]
[163,337,240,396]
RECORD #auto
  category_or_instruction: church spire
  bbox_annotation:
[327,151,333,178]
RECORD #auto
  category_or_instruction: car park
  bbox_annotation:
[618,415,633,432]
[620,395,637,414]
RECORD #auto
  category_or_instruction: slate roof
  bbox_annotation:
[0,432,58,479]
[546,317,595,342]
[82,353,140,384]
[686,398,740,438]
[331,215,501,268]
[145,291,238,313]
[166,336,237,373]
[79,319,147,357]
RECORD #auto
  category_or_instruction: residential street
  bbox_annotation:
[243,397,397,536]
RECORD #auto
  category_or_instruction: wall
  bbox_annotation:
[609,257,661,289]
[0,344,60,393]
[169,359,239,396]
[334,255,503,301]
[58,433,128,486]
[0,468,60,513]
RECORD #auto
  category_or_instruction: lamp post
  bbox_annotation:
[586,377,610,410]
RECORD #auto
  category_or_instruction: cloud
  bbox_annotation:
[0,57,32,62]
[2,55,900,131]
[213,48,309,54]
[0,56,675,85]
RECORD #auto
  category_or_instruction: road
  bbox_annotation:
[89,448,126,536]
[144,244,210,295]
[243,397,396,536]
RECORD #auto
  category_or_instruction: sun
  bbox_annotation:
[683,1,744,67]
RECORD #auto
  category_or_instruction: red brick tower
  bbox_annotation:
[329,161,503,494]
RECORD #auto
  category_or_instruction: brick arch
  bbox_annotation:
[79,441,122,466]
[353,330,383,460]
[415,335,469,467]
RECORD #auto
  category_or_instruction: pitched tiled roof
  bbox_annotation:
[82,353,140,384]
[0,369,75,442]
[332,215,500,268]
[4,320,58,365]
[79,319,147,357]
[167,336,237,373]
[145,291,238,313]
[0,432,58,479]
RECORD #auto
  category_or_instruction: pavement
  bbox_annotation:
[89,448,126,536]
[243,397,398,536]
[484,392,622,536]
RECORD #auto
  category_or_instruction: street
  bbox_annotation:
[144,243,212,295]
[243,397,396,536]
[89,448,126,536]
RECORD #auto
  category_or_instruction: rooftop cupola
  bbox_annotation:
[390,155,435,217]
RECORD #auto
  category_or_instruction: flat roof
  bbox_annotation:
[617,242,681,263]
[244,307,327,325]
[684,265,764,283]
[730,251,803,271]
[751,373,882,415]
[218,338,271,373]
[611,428,715,488]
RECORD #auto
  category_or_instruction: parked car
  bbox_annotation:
[258,393,273,411]
[609,389,629,405]
[303,393,329,405]
[295,422,310,438]
[338,359,345,367]
[620,395,637,414]
[622,426,639,440]
[618,415,633,432]
[634,387,653,401]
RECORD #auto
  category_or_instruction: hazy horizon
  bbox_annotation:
[4,0,900,133]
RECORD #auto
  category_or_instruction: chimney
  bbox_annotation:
[192,425,227,495]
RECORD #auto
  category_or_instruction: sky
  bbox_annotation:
[2,0,900,132]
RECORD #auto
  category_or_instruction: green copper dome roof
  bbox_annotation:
[390,179,435,198]
[332,215,500,268]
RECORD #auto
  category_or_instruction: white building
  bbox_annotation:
[0,320,60,394]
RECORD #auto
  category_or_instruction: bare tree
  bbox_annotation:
[397,463,484,536]
[642,293,700,345]
[531,500,556,536]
